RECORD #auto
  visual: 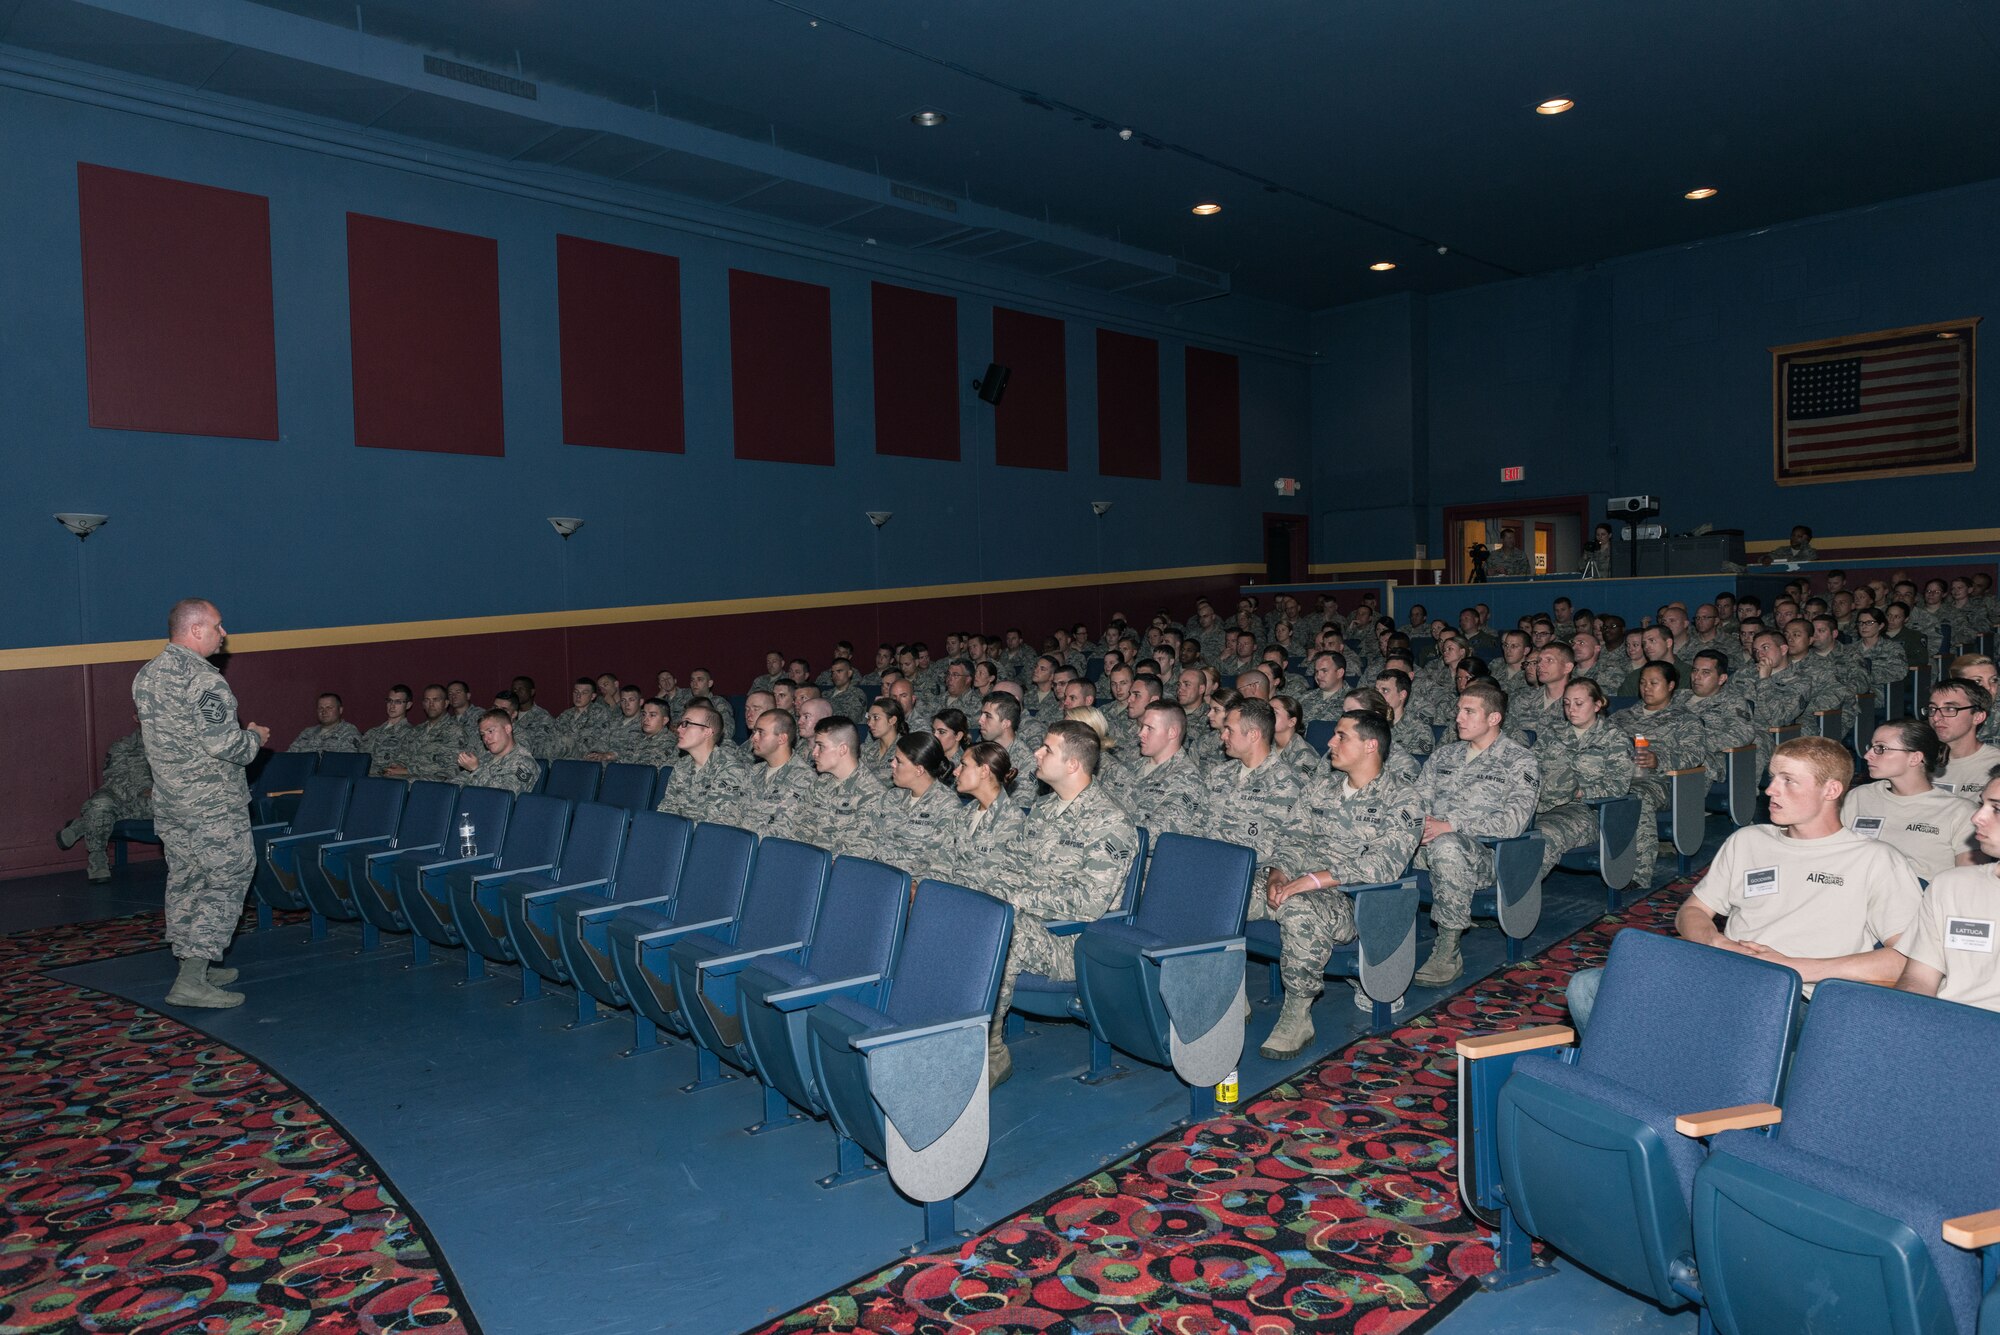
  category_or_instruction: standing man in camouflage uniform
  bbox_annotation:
[1257,712,1425,1057]
[1411,681,1542,986]
[975,721,1140,1087]
[56,713,152,882]
[132,599,270,1009]
[286,693,361,753]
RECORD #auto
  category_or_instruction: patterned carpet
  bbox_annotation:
[0,910,473,1335]
[747,884,1687,1335]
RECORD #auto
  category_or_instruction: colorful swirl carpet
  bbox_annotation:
[749,884,1687,1335]
[0,910,472,1334]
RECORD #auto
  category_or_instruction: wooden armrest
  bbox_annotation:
[1663,766,1706,776]
[263,788,304,797]
[1675,1103,1782,1136]
[1456,1024,1575,1060]
[1943,1209,2000,1249]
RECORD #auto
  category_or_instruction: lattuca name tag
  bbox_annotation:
[1743,867,1779,898]
[1946,918,1994,953]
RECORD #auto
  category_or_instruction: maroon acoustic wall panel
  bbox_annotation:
[1185,345,1241,486]
[993,307,1068,471]
[871,282,959,461]
[557,234,684,452]
[1095,329,1161,479]
[346,213,504,456]
[729,269,835,466]
[77,163,279,439]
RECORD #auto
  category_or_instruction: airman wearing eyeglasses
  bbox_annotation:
[653,701,748,824]
[1928,680,2000,796]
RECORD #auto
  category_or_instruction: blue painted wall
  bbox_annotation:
[1313,176,2000,563]
[0,79,1313,651]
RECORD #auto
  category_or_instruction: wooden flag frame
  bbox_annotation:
[1771,317,1978,486]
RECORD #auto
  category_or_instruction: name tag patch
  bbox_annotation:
[1744,867,1779,898]
[1947,918,1994,954]
[1852,817,1883,840]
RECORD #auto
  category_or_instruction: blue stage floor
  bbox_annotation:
[17,845,1719,1334]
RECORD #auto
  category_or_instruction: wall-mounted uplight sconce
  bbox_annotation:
[548,517,584,539]
[55,513,108,540]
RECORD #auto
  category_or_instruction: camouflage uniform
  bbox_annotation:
[616,730,680,767]
[1199,753,1304,870]
[867,780,963,883]
[406,715,468,781]
[655,747,750,826]
[860,739,899,789]
[1792,654,1852,734]
[1412,735,1541,930]
[449,708,484,755]
[1531,722,1636,877]
[733,749,819,839]
[455,744,539,795]
[1254,772,1424,1001]
[1004,738,1039,802]
[549,705,605,762]
[976,781,1140,1045]
[1812,644,1871,736]
[1906,606,1945,659]
[132,643,261,962]
[60,730,152,878]
[1508,687,1567,747]
[1685,690,1756,785]
[1611,702,1706,886]
[359,718,418,777]
[1108,748,1207,837]
[789,768,887,859]
[286,721,361,753]
[1486,547,1532,577]
[1392,713,1436,766]
[512,704,556,761]
[1299,688,1348,724]
[1275,737,1325,786]
[937,796,1028,887]
[1745,663,1811,775]
[824,684,870,724]
[1856,639,1910,690]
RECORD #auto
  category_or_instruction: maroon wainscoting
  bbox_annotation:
[4,571,1243,881]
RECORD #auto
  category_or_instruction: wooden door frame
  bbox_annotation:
[1441,494,1592,582]
[1261,512,1309,585]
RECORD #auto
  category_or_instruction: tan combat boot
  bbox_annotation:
[1258,995,1315,1060]
[1413,928,1465,987]
[165,956,244,1009]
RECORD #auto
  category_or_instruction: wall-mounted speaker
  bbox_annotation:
[972,363,1011,405]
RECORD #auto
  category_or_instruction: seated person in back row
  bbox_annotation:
[1897,768,2000,1014]
[1567,735,1922,1029]
[288,693,362,753]
[454,708,540,794]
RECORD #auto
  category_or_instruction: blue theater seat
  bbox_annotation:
[738,857,911,1136]
[315,751,370,781]
[248,750,317,825]
[1007,827,1147,1032]
[526,811,693,1022]
[543,759,601,805]
[331,781,456,951]
[806,880,1013,1253]
[402,793,569,969]
[1073,832,1256,1122]
[284,777,406,939]
[1457,929,1800,1311]
[596,763,658,813]
[249,776,350,929]
[1554,793,1641,912]
[361,787,512,954]
[455,800,629,992]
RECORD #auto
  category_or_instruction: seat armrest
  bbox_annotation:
[418,853,496,875]
[472,862,553,885]
[632,915,733,946]
[366,840,441,864]
[251,821,289,835]
[1723,744,1756,754]
[1141,936,1244,962]
[261,789,305,798]
[1044,919,1089,937]
[1455,1024,1575,1060]
[268,827,337,848]
[696,941,805,973]
[1581,796,1625,808]
[572,892,673,920]
[321,834,392,854]
[850,1012,988,1051]
[1343,877,1418,895]
[765,973,884,1012]
[521,877,607,904]
[1943,1209,2000,1249]
[1674,1103,1783,1137]
[1662,766,1706,777]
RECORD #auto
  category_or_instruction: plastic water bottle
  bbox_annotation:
[1216,1069,1239,1105]
[459,815,476,857]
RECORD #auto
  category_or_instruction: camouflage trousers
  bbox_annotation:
[1416,832,1492,932]
[156,806,255,961]
[1630,776,1666,888]
[1247,883,1355,1002]
[991,913,1076,1054]
[1535,803,1601,878]
[70,789,151,871]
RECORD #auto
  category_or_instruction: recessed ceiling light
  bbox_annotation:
[910,110,946,128]
[1535,98,1575,115]
[1684,186,1719,200]
[1191,201,1222,216]
[1369,261,1397,271]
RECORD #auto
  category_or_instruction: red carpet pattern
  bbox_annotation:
[750,887,1686,1335]
[0,911,472,1335]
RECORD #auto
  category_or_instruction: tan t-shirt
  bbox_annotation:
[1937,743,2000,797]
[1691,823,1923,996]
[1901,864,2000,1013]
[1839,781,1976,881]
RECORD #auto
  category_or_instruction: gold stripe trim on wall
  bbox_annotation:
[0,563,1264,673]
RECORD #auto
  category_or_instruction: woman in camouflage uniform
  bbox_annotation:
[1534,679,1638,877]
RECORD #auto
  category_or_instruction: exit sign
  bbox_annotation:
[1499,465,1526,483]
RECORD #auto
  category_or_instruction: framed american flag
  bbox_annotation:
[1771,317,1977,485]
